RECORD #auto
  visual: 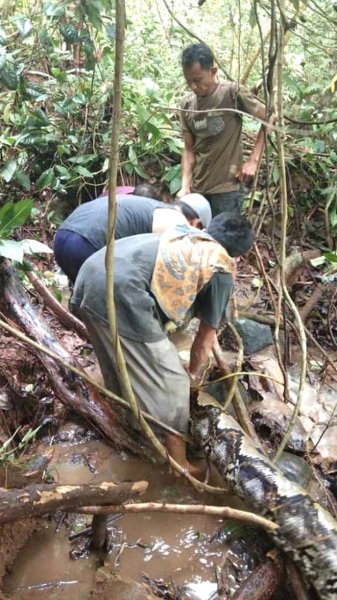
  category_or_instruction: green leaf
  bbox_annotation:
[36,169,56,190]
[0,160,17,183]
[324,252,337,263]
[0,240,24,262]
[169,174,182,196]
[43,2,65,17]
[15,17,33,38]
[59,23,78,44]
[73,165,94,178]
[0,26,7,45]
[0,199,33,238]
[14,170,31,191]
[25,109,50,127]
[0,47,6,71]
[0,65,19,90]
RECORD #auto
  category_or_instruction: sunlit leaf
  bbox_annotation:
[36,169,56,190]
[20,239,53,255]
[0,160,17,183]
[0,26,7,45]
[0,240,24,262]
[0,47,6,71]
[15,17,33,38]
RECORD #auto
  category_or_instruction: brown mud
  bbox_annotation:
[3,425,242,600]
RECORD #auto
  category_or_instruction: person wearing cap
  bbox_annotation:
[54,185,212,283]
[71,212,254,475]
[177,43,272,217]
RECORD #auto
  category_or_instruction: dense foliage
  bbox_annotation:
[0,0,336,237]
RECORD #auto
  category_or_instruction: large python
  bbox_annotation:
[192,406,337,599]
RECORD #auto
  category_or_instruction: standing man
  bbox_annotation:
[71,213,254,474]
[177,43,272,216]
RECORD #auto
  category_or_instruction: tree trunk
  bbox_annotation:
[0,258,152,457]
[192,406,337,600]
[0,480,148,524]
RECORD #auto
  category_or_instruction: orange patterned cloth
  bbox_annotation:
[151,226,234,325]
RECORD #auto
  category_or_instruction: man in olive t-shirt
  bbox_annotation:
[177,43,272,217]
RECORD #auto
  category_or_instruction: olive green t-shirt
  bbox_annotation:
[180,82,264,194]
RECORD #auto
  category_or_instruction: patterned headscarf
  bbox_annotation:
[151,225,234,324]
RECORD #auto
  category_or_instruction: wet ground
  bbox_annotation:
[4,427,243,600]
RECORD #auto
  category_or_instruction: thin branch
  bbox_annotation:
[76,501,278,531]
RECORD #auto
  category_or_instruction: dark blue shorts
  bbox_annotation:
[204,189,245,217]
[54,229,97,283]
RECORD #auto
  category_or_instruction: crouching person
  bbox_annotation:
[71,213,254,474]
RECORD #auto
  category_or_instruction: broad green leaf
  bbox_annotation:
[20,239,53,255]
[0,240,24,262]
[14,170,31,191]
[169,174,182,196]
[0,66,19,90]
[43,2,65,17]
[73,165,94,178]
[15,17,33,38]
[324,252,337,263]
[59,23,78,44]
[0,47,6,71]
[37,169,56,190]
[164,163,181,183]
[25,108,50,127]
[0,26,7,45]
[68,154,97,165]
[0,160,17,183]
[0,199,33,238]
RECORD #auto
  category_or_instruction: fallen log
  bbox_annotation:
[0,480,148,524]
[192,406,337,600]
[231,555,284,600]
[0,258,152,456]
[26,267,89,340]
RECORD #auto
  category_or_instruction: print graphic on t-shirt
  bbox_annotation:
[207,116,225,135]
[193,116,225,136]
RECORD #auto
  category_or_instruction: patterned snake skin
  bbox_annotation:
[193,407,337,599]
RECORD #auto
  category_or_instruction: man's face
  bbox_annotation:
[183,61,218,97]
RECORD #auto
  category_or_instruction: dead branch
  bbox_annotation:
[26,267,89,340]
[75,501,277,530]
[0,480,148,524]
[274,249,321,289]
[299,285,324,322]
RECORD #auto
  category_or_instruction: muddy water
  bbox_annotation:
[4,432,242,599]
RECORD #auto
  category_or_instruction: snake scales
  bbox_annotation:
[192,406,337,600]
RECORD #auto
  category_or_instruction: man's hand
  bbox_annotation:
[235,157,259,182]
[176,187,191,199]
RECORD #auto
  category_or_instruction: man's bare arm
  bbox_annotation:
[177,130,196,198]
[187,320,217,379]
[236,108,274,182]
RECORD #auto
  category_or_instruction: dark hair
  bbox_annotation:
[133,183,161,200]
[181,43,214,70]
[207,212,255,257]
[177,201,199,222]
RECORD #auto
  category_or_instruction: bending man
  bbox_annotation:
[71,213,254,474]
[54,190,211,283]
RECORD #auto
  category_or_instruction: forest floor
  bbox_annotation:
[0,211,336,599]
